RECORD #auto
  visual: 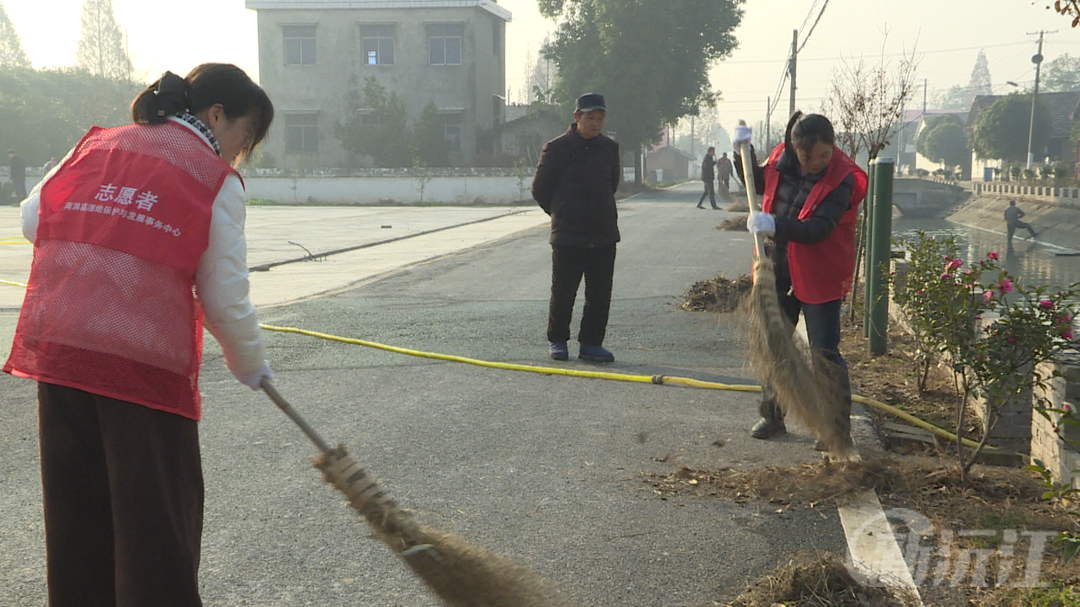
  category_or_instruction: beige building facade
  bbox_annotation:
[245,0,511,169]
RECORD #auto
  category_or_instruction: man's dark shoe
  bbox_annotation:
[696,205,705,209]
[579,344,614,362]
[750,417,786,439]
[549,341,569,361]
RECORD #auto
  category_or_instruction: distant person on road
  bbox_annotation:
[532,92,621,363]
[1004,199,1038,243]
[4,64,274,607]
[7,149,26,201]
[717,151,733,191]
[697,146,720,209]
[734,111,868,449]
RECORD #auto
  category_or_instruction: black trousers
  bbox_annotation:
[697,180,717,208]
[547,244,616,346]
[38,382,204,607]
[1006,220,1036,241]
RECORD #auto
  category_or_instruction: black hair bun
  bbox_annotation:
[153,71,188,117]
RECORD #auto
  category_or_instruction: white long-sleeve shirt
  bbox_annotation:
[20,117,266,380]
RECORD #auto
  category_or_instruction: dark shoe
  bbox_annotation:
[549,341,568,361]
[579,344,614,362]
[696,205,705,209]
[750,416,786,439]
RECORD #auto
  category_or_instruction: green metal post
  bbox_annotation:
[867,158,894,356]
[862,162,876,335]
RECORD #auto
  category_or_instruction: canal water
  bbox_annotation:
[893,217,1080,294]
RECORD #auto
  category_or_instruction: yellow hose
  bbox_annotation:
[259,324,994,451]
[0,276,996,452]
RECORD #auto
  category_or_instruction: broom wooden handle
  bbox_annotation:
[736,123,767,260]
[261,378,333,454]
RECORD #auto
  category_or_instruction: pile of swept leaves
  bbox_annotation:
[679,273,752,313]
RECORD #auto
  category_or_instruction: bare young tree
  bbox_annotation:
[531,35,558,106]
[822,33,919,320]
[0,0,30,68]
[75,0,131,81]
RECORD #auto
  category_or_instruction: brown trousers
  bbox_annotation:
[37,382,204,607]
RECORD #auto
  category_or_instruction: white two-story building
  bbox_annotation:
[245,0,511,169]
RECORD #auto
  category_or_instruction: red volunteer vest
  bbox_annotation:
[4,121,237,420]
[761,143,868,304]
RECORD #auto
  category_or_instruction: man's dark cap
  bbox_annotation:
[575,93,606,113]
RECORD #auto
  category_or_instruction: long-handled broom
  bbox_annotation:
[736,121,852,456]
[260,378,568,607]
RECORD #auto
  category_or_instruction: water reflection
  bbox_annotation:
[893,218,1080,293]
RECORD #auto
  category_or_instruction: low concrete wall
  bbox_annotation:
[242,174,535,205]
[1032,360,1080,499]
[10,170,540,206]
[974,181,1080,209]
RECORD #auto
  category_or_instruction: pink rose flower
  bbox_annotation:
[998,279,1013,294]
[1039,299,1054,309]
[984,291,994,302]
[946,258,962,270]
[988,251,999,260]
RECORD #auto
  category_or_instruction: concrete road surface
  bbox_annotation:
[0,184,850,607]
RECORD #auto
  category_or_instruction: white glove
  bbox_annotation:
[746,212,776,236]
[732,125,753,149]
[235,360,273,390]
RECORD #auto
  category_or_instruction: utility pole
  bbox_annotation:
[1026,30,1053,169]
[766,96,771,149]
[788,29,798,119]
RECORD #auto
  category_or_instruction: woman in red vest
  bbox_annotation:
[734,112,868,447]
[5,64,273,606]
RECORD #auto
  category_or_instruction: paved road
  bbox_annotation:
[0,183,847,607]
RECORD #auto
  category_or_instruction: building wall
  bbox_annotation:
[251,3,507,170]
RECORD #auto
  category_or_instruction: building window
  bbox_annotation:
[284,25,317,65]
[285,114,319,153]
[442,113,462,152]
[360,24,394,65]
[428,24,463,66]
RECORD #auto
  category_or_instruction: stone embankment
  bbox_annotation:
[947,187,1080,254]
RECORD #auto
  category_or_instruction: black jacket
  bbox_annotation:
[701,155,715,182]
[532,123,621,247]
[735,144,853,274]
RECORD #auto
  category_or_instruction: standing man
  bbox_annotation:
[532,93,621,363]
[717,152,733,191]
[1004,199,1038,244]
[7,149,26,202]
[697,146,719,209]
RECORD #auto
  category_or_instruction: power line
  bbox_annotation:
[797,0,830,55]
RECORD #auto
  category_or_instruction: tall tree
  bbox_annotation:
[0,1,29,68]
[75,0,131,81]
[1041,53,1080,92]
[970,92,1051,164]
[336,76,410,167]
[932,84,971,110]
[917,117,970,169]
[538,0,744,184]
[0,66,137,164]
[966,50,992,109]
[410,101,450,167]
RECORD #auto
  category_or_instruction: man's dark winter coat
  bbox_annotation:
[700,155,715,182]
[531,123,621,247]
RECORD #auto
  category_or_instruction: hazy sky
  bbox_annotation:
[4,0,1078,136]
